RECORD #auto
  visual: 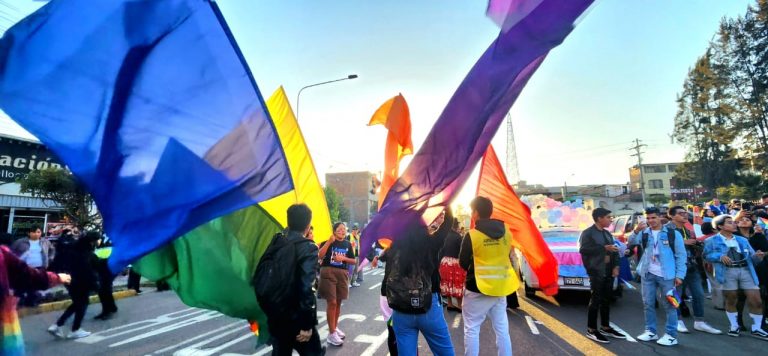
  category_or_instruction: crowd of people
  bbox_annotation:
[579,195,768,347]
[0,225,148,343]
[266,197,519,356]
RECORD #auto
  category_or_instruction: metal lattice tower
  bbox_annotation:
[505,113,520,184]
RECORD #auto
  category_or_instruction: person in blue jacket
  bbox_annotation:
[704,214,768,340]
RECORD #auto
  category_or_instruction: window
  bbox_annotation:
[667,164,678,172]
[613,218,626,234]
[649,179,664,189]
[644,165,666,173]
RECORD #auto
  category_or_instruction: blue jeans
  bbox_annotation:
[642,273,678,337]
[392,293,454,356]
[679,267,705,319]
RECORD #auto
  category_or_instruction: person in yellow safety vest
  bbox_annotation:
[347,224,363,287]
[459,196,517,356]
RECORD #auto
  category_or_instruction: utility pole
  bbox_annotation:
[629,138,648,209]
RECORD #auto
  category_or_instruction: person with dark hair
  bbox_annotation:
[439,216,465,312]
[387,209,454,356]
[347,224,363,287]
[48,230,101,339]
[704,215,768,339]
[628,207,687,346]
[459,196,515,355]
[317,222,355,346]
[265,203,323,356]
[736,214,768,332]
[579,207,624,343]
[11,225,55,307]
[666,206,720,334]
[1,245,70,355]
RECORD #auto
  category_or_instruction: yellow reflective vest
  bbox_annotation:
[469,227,519,296]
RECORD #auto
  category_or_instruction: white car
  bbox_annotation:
[518,228,591,297]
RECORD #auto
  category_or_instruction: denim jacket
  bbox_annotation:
[628,226,687,281]
[703,233,760,285]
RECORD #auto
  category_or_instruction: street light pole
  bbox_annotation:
[296,74,358,120]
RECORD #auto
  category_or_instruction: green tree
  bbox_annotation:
[324,186,350,223]
[674,49,742,192]
[17,168,101,229]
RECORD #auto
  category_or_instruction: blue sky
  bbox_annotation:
[0,0,756,203]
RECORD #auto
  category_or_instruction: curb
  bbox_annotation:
[18,289,138,318]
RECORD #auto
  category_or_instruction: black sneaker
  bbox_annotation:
[751,328,768,341]
[727,328,740,337]
[586,329,610,344]
[600,327,627,339]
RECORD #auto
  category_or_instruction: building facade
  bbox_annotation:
[0,134,64,236]
[628,162,681,199]
[325,171,378,228]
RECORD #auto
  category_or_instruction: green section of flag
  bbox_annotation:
[135,204,281,343]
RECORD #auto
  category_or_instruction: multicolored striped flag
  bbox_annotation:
[361,0,596,258]
[0,0,293,272]
[135,86,331,343]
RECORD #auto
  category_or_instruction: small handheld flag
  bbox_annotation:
[666,288,681,309]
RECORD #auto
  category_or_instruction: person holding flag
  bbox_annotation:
[628,207,688,346]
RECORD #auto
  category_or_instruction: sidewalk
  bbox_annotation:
[18,275,156,318]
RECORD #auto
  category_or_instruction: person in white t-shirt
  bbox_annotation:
[627,208,687,346]
[10,225,55,307]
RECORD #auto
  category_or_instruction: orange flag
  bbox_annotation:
[476,144,559,295]
[368,94,413,210]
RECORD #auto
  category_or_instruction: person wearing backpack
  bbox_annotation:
[458,196,516,356]
[665,205,722,335]
[386,209,454,356]
[254,203,323,356]
[627,207,687,346]
[317,222,356,346]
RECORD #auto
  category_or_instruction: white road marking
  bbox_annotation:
[153,321,244,354]
[452,314,462,329]
[375,315,386,322]
[369,282,382,290]
[174,332,255,356]
[76,308,205,344]
[525,316,540,335]
[110,311,223,347]
[609,322,637,343]
[355,330,389,356]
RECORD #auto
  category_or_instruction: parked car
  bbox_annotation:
[610,214,641,243]
[518,228,590,297]
[519,227,630,299]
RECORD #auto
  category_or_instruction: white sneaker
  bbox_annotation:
[47,324,65,338]
[694,321,722,335]
[636,330,659,341]
[336,328,346,339]
[351,282,361,287]
[67,329,91,339]
[326,331,343,346]
[656,334,678,346]
[677,320,689,333]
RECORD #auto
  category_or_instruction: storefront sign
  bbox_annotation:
[0,136,64,182]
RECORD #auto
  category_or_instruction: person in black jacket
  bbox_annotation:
[48,230,100,339]
[579,208,624,344]
[267,204,323,356]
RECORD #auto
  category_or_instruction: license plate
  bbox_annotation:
[564,277,583,285]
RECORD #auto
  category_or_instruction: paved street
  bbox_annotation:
[20,267,768,355]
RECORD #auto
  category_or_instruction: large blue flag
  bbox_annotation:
[0,0,293,272]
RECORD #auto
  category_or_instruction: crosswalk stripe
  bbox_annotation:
[525,316,540,335]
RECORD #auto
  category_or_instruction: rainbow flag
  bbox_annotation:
[1,297,24,356]
[758,217,768,230]
[0,0,293,273]
[135,86,330,343]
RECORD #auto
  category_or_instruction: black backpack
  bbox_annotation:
[253,232,306,317]
[386,249,432,314]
